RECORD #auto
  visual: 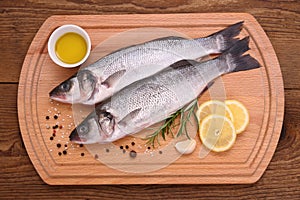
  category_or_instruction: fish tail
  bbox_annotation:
[202,21,244,53]
[219,36,261,73]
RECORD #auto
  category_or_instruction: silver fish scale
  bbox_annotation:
[105,61,214,131]
[106,56,227,129]
[110,82,178,134]
[127,83,177,114]
[85,38,208,80]
[102,48,178,79]
[109,81,178,123]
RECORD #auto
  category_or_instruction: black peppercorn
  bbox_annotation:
[129,150,137,158]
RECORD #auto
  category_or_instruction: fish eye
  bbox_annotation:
[78,125,89,135]
[103,112,113,120]
[60,82,71,91]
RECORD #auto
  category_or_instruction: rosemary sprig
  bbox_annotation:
[145,99,199,147]
[144,111,181,146]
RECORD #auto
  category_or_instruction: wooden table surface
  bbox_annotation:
[0,0,299,199]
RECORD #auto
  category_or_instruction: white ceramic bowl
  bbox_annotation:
[48,24,91,68]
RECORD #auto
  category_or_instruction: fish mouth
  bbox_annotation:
[49,88,67,101]
[69,129,87,143]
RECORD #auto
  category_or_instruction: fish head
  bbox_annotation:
[49,70,97,104]
[69,110,122,144]
[49,76,81,103]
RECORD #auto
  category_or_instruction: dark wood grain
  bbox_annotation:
[0,0,299,86]
[0,0,299,199]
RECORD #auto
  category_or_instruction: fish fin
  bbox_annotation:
[226,36,250,56]
[170,59,200,70]
[118,108,142,127]
[150,36,186,42]
[219,37,260,73]
[200,21,244,53]
[200,80,215,95]
[231,54,261,72]
[102,69,126,88]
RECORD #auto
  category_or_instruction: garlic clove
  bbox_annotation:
[175,139,196,154]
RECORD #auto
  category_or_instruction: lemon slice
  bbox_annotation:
[196,100,233,123]
[225,100,249,134]
[199,115,236,152]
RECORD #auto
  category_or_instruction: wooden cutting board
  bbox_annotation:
[18,13,284,185]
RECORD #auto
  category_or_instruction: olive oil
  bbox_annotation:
[55,32,87,64]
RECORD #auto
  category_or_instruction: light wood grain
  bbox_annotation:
[18,13,284,185]
[1,85,299,199]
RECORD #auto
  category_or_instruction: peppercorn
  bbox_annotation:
[129,150,137,158]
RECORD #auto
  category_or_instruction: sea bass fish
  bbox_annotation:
[50,22,244,105]
[69,37,260,144]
